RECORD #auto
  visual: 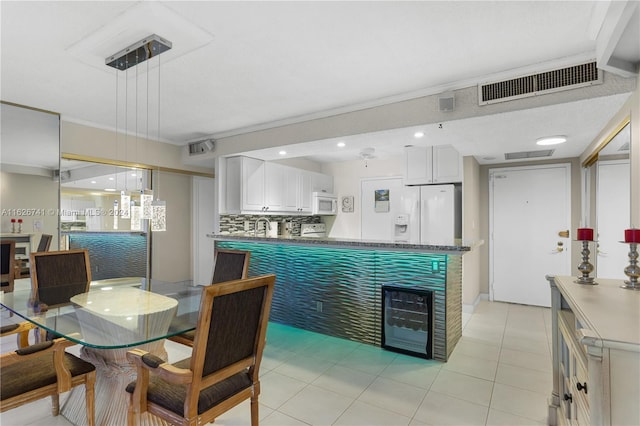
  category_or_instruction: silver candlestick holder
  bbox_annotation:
[575,240,597,285]
[622,242,639,290]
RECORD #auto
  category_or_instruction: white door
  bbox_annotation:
[490,164,571,307]
[193,176,215,286]
[596,160,630,279]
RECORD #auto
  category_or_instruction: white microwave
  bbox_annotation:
[312,192,338,215]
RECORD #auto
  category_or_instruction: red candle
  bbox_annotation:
[577,228,594,241]
[10,218,15,223]
[625,229,640,243]
[17,219,22,223]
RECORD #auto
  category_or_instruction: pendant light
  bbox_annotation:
[106,34,171,232]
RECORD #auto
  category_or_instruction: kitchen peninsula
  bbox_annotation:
[211,233,470,361]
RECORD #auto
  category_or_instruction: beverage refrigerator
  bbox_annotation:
[381,284,434,359]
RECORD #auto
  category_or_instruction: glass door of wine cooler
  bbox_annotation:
[381,285,434,359]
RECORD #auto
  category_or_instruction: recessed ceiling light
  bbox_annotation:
[91,180,97,184]
[414,131,425,138]
[279,150,287,155]
[104,188,116,192]
[108,177,115,181]
[337,141,346,148]
[131,173,137,177]
[483,156,496,161]
[536,136,566,146]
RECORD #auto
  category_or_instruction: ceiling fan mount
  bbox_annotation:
[359,147,376,160]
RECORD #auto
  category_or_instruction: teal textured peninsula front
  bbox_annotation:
[215,236,466,361]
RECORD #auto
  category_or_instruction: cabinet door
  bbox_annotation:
[311,172,334,194]
[433,145,462,183]
[242,157,265,211]
[298,171,313,213]
[264,162,286,211]
[405,146,433,185]
[282,166,300,212]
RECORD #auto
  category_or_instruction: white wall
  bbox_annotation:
[1,171,59,250]
[61,121,213,176]
[462,157,482,308]
[150,171,192,282]
[321,154,405,239]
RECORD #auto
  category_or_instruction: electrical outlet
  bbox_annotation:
[316,301,323,312]
[244,221,251,231]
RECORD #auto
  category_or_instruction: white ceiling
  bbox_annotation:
[1,1,638,168]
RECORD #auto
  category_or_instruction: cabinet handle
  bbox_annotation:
[576,382,587,394]
[563,393,573,403]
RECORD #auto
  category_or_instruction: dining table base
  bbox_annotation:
[61,341,171,426]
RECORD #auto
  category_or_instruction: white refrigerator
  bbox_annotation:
[361,178,460,245]
[419,184,461,245]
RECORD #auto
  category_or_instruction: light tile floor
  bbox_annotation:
[1,300,552,425]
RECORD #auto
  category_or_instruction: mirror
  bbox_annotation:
[58,158,197,286]
[0,102,60,255]
[584,120,631,279]
[58,158,152,281]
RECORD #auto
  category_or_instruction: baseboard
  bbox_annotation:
[462,293,490,314]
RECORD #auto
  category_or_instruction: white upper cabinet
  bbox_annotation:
[225,156,331,215]
[225,156,264,213]
[263,162,286,211]
[433,145,463,183]
[404,145,462,185]
[311,171,334,194]
[283,167,314,213]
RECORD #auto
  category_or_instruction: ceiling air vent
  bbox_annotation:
[504,149,555,160]
[479,62,602,105]
[188,139,215,155]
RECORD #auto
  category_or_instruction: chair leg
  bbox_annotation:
[85,377,96,426]
[50,394,60,416]
[127,399,136,426]
[250,395,259,426]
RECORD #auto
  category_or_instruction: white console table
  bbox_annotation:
[547,275,640,425]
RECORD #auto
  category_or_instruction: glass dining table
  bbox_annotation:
[0,278,203,425]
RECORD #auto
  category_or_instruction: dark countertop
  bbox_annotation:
[208,233,473,253]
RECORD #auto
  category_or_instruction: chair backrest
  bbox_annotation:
[188,275,275,406]
[211,249,250,284]
[1,240,16,293]
[30,249,91,308]
[36,234,53,252]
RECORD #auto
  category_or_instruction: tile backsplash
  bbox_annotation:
[219,214,321,237]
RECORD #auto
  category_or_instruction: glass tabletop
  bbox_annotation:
[0,279,203,349]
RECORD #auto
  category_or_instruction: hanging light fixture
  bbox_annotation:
[106,34,171,232]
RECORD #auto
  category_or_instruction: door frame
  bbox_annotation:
[488,163,572,303]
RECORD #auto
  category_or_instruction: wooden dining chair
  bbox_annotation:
[30,249,92,309]
[168,249,250,347]
[0,321,35,350]
[126,274,275,426]
[0,330,96,426]
[36,234,53,252]
[1,240,16,293]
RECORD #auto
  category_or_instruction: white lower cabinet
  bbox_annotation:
[548,276,640,426]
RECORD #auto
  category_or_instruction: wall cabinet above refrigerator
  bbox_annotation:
[405,145,462,185]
